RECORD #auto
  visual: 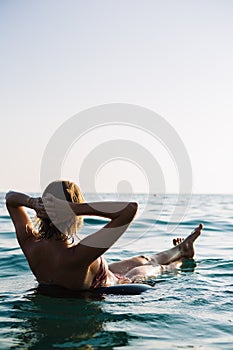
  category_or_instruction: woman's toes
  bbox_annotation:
[173,238,184,246]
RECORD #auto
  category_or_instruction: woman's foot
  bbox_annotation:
[150,224,203,265]
[178,224,203,259]
[173,237,184,246]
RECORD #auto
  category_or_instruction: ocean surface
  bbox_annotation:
[0,193,232,349]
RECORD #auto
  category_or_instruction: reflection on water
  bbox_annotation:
[1,193,233,349]
[8,292,131,349]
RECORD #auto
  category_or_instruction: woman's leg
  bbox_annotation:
[124,260,183,282]
[108,224,203,275]
[108,255,151,275]
[149,224,202,265]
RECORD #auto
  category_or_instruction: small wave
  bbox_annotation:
[147,219,205,227]
[200,258,233,268]
[0,246,19,253]
[149,219,233,233]
[84,218,108,225]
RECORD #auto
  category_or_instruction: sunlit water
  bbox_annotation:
[0,193,232,349]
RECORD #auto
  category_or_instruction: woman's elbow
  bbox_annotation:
[130,201,138,212]
[127,202,138,219]
[5,191,17,207]
[5,191,13,203]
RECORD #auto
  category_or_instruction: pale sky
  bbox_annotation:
[1,0,233,194]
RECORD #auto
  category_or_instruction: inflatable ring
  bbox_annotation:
[35,283,153,298]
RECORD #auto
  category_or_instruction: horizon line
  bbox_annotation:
[1,190,233,195]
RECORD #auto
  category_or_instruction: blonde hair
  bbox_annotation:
[35,180,84,241]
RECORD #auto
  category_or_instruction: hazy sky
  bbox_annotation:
[1,0,233,194]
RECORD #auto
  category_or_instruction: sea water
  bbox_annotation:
[0,193,232,349]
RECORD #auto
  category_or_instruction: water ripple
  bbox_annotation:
[0,194,233,349]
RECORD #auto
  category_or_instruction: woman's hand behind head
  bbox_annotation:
[30,197,48,219]
[42,194,75,226]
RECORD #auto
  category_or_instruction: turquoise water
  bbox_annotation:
[0,193,232,349]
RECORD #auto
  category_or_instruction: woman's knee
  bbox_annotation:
[125,264,162,280]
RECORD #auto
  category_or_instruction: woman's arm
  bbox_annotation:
[43,194,136,222]
[6,191,36,209]
[5,191,46,245]
[76,201,138,246]
[44,195,138,264]
[6,191,47,217]
[70,201,137,220]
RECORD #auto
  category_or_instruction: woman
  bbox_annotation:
[5,180,203,291]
